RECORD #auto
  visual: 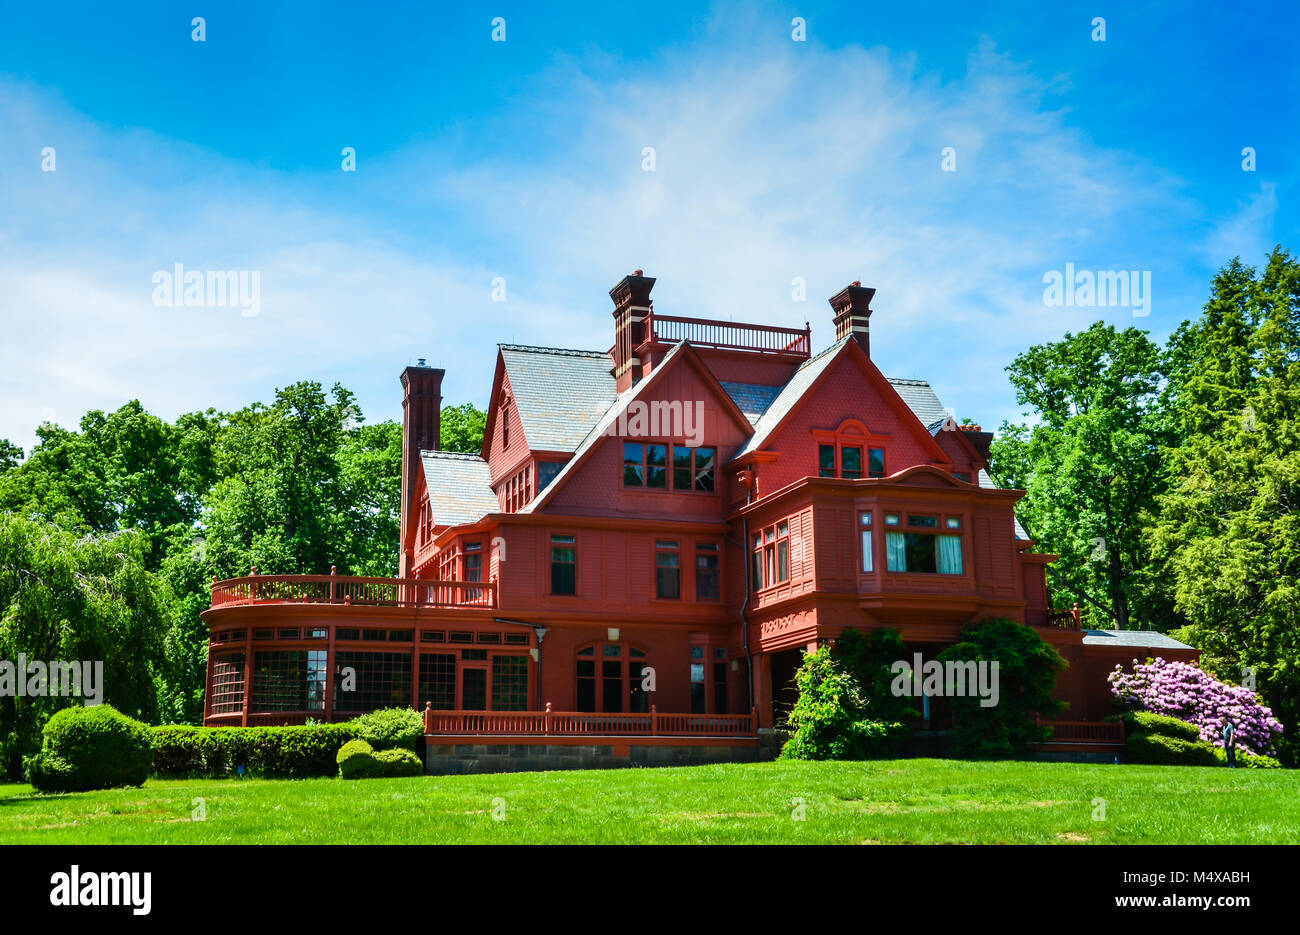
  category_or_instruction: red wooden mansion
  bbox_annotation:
[201,272,1197,770]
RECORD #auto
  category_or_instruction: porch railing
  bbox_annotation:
[210,569,496,609]
[1047,603,1083,628]
[1035,718,1125,744]
[423,702,758,737]
[644,311,811,357]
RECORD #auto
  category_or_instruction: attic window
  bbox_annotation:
[818,442,885,479]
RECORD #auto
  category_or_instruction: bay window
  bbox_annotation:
[884,514,963,574]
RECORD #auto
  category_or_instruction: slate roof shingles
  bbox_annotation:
[420,450,498,527]
[499,345,616,452]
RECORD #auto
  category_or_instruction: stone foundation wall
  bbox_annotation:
[424,735,782,775]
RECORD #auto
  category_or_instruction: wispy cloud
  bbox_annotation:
[0,26,1211,449]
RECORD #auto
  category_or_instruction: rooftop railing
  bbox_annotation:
[209,569,496,609]
[644,311,811,357]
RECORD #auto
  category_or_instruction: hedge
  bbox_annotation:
[28,705,154,792]
[1122,710,1203,743]
[152,723,360,779]
[1126,732,1220,767]
[149,708,427,779]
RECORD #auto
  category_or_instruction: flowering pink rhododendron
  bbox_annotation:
[1109,657,1283,755]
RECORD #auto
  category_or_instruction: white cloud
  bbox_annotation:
[0,31,1201,451]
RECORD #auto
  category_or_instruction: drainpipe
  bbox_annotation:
[741,515,754,712]
[739,466,756,713]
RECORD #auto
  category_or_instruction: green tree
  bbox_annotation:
[0,402,218,563]
[937,618,1065,759]
[1151,247,1300,766]
[0,440,21,473]
[0,515,169,778]
[439,402,487,453]
[989,322,1171,629]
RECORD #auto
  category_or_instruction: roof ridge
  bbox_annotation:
[887,376,931,386]
[420,449,486,462]
[499,343,609,359]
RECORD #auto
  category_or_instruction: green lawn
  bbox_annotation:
[1,759,1296,844]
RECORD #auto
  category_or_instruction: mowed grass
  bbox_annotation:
[0,759,1296,844]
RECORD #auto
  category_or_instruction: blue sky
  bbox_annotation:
[1,1,1295,450]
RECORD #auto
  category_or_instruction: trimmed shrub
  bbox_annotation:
[28,705,153,792]
[373,748,423,777]
[1122,711,1203,743]
[337,739,379,779]
[150,723,359,779]
[349,707,423,750]
[1126,732,1220,767]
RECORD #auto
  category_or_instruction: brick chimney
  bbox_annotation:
[399,361,444,576]
[609,269,656,392]
[829,281,876,356]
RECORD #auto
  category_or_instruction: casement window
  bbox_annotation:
[884,514,963,574]
[819,442,885,479]
[676,445,716,491]
[463,540,483,601]
[860,512,874,572]
[537,460,563,490]
[577,643,650,713]
[751,520,791,590]
[690,646,729,714]
[550,534,576,595]
[655,540,681,599]
[624,442,714,492]
[624,442,669,489]
[463,541,482,582]
[695,543,720,600]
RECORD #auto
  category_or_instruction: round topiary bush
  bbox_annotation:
[336,739,379,779]
[348,708,423,750]
[28,705,153,792]
[373,748,423,777]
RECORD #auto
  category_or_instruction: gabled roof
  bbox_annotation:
[498,345,617,452]
[732,338,952,466]
[420,450,498,527]
[732,338,851,458]
[521,341,752,515]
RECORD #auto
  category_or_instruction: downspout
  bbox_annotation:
[740,465,755,713]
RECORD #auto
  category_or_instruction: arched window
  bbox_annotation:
[576,643,650,713]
